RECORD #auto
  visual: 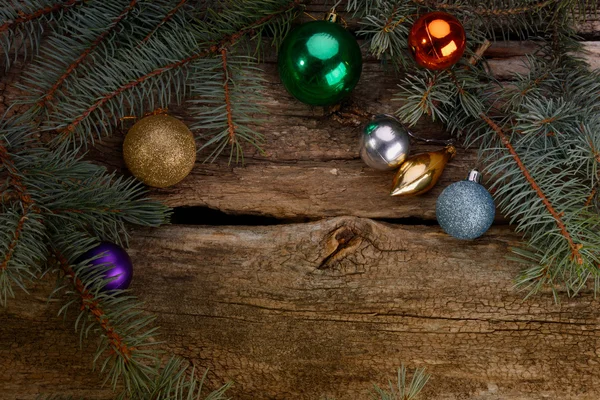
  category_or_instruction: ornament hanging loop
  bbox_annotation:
[326,11,337,23]
[379,114,456,146]
[325,0,347,27]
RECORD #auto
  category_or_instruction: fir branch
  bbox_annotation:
[18,0,145,110]
[56,251,136,361]
[188,54,266,163]
[408,0,595,17]
[1,213,27,271]
[0,207,46,305]
[480,113,584,265]
[57,48,201,141]
[0,0,84,69]
[137,0,188,46]
[395,71,454,126]
[372,365,430,400]
[37,0,139,108]
[0,0,82,34]
[0,181,38,271]
[1,116,169,305]
[123,357,232,400]
[391,7,600,297]
[409,0,556,16]
[0,138,46,306]
[53,241,231,398]
[0,163,38,273]
[221,48,237,146]
[357,1,414,64]
[358,0,594,44]
[584,185,596,206]
[54,246,158,393]
[53,0,300,149]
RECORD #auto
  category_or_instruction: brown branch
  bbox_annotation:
[467,39,491,66]
[0,141,17,176]
[520,73,549,97]
[0,191,19,204]
[584,186,597,207]
[480,113,583,265]
[537,116,557,126]
[474,0,556,16]
[56,251,134,360]
[221,48,236,144]
[0,213,28,271]
[447,70,464,95]
[535,264,550,282]
[59,0,301,139]
[51,207,122,214]
[410,0,556,16]
[0,0,83,34]
[137,0,187,46]
[418,72,440,114]
[382,6,409,33]
[584,138,600,207]
[39,0,138,107]
[0,141,40,271]
[0,143,37,205]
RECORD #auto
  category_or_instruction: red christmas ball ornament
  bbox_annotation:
[408,11,466,70]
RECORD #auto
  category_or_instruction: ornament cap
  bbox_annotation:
[325,11,338,23]
[446,144,457,158]
[467,169,482,184]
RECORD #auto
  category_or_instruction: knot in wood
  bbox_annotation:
[335,227,355,245]
[318,225,362,270]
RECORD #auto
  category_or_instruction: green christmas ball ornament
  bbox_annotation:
[278,19,363,106]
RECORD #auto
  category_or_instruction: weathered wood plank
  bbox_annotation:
[2,218,600,399]
[2,42,595,220]
[0,278,113,399]
[126,219,600,399]
[87,43,600,219]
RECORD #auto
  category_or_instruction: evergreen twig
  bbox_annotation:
[38,0,139,108]
[372,365,430,400]
[51,0,300,151]
[138,0,188,46]
[0,0,85,69]
[480,113,584,265]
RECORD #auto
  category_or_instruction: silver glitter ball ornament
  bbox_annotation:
[359,116,411,171]
[436,170,495,240]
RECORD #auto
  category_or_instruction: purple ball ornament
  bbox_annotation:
[79,242,134,291]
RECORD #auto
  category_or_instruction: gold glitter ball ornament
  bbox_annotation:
[123,114,196,188]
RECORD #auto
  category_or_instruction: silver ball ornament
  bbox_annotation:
[359,116,411,171]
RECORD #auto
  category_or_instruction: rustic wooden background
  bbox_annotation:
[2,4,600,399]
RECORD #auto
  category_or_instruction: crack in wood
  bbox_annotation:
[211,300,600,328]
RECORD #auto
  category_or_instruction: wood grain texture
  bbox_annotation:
[2,6,600,399]
[0,278,113,399]
[126,219,600,400]
[3,218,600,399]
